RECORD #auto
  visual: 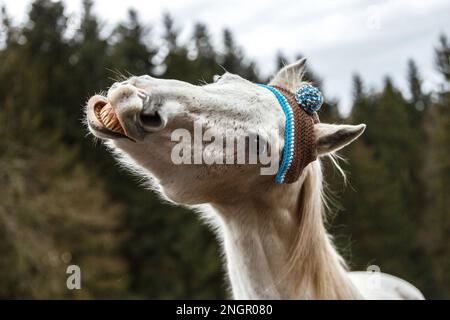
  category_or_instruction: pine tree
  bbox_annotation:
[420,34,450,298]
[349,74,376,137]
[435,35,450,83]
[353,73,363,96]
[275,51,288,70]
[407,59,426,109]
[0,0,128,299]
[162,13,179,50]
[0,5,17,46]
[220,28,259,81]
[190,23,221,83]
[160,13,195,81]
[72,0,110,92]
[110,9,156,76]
[337,76,433,295]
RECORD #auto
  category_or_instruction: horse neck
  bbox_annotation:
[210,161,359,299]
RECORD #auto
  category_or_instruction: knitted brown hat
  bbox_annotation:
[272,86,320,183]
[257,83,321,184]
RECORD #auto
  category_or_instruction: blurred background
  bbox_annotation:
[0,0,449,299]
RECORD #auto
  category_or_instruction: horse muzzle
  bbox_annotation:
[86,82,166,141]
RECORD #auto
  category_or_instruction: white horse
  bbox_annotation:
[85,58,424,300]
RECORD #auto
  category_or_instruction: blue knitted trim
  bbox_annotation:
[257,84,295,184]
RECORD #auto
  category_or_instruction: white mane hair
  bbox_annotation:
[284,160,358,299]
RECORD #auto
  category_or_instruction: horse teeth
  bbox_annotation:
[96,103,124,134]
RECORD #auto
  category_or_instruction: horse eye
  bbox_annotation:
[213,75,222,83]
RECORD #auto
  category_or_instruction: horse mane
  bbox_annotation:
[269,62,358,298]
[285,158,360,299]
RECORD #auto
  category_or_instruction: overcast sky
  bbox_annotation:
[4,0,450,114]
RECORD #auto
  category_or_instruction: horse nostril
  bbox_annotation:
[136,90,165,131]
[139,110,165,132]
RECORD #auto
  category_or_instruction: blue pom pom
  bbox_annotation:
[295,84,323,114]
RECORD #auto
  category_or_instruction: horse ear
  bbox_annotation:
[269,58,307,91]
[314,123,366,155]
